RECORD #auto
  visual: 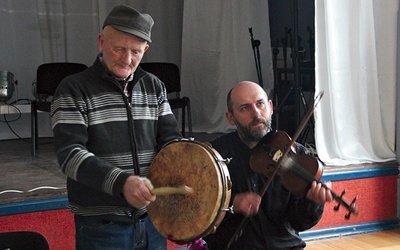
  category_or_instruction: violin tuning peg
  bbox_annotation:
[334,190,347,211]
[349,195,359,215]
[345,212,351,220]
[351,195,358,204]
[334,190,347,212]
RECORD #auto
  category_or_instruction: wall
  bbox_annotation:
[0,198,186,249]
[301,165,399,240]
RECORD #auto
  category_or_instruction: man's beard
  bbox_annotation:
[236,117,271,145]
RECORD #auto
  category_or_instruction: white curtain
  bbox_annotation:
[314,0,398,165]
[0,0,99,139]
[181,0,273,133]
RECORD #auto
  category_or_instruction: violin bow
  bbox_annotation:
[226,91,324,249]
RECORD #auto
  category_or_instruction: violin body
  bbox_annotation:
[250,130,323,197]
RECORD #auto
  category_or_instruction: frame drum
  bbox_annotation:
[147,140,231,243]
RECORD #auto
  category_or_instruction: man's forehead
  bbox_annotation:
[232,85,265,101]
[233,94,267,107]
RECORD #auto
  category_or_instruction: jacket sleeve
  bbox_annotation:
[287,193,324,232]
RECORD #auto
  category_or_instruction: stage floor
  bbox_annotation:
[0,133,223,204]
[0,137,66,204]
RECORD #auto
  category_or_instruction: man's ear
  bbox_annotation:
[144,43,149,52]
[268,100,273,116]
[225,111,236,125]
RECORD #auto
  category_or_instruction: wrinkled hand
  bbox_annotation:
[306,181,334,204]
[232,192,262,217]
[122,176,156,209]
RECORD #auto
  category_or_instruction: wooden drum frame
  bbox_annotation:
[147,140,232,243]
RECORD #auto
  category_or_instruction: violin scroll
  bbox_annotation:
[332,188,359,219]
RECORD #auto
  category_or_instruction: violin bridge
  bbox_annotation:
[272,149,283,162]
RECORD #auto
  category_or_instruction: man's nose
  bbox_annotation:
[121,52,132,64]
[250,105,262,117]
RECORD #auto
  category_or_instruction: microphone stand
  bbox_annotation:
[249,28,263,87]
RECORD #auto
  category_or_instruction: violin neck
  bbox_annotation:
[283,156,317,184]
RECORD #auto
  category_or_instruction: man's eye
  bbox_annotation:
[132,50,142,56]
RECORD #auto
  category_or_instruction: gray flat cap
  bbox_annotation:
[103,5,154,43]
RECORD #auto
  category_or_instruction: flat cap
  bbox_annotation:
[103,5,154,43]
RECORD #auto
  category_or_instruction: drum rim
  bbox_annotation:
[147,140,231,243]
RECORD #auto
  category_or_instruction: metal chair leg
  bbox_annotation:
[181,106,186,137]
[31,101,36,156]
[184,97,193,138]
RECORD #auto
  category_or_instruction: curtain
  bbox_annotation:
[1,0,268,139]
[181,0,273,133]
[0,0,182,140]
[0,0,99,139]
[314,0,398,165]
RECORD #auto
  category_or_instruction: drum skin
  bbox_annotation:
[147,140,231,243]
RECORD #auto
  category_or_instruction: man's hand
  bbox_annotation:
[122,176,156,208]
[306,181,334,204]
[232,192,262,217]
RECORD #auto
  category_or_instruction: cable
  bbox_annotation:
[0,102,31,142]
[0,104,21,122]
[0,99,52,145]
[0,186,66,195]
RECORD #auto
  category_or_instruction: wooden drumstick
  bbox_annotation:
[151,185,194,196]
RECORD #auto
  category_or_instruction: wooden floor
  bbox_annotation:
[1,135,400,249]
[0,137,66,203]
[306,228,400,249]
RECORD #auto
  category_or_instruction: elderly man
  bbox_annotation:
[51,5,181,249]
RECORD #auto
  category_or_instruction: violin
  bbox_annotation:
[250,130,359,219]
